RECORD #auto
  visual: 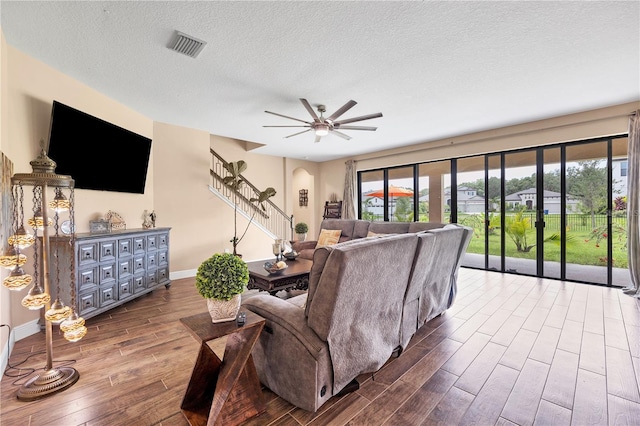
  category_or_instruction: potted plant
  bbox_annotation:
[195,252,249,323]
[223,160,276,256]
[295,222,308,241]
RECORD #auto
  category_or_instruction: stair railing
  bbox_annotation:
[209,149,294,241]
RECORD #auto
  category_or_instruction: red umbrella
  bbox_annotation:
[366,185,414,198]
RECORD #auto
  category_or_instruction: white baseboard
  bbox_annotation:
[0,319,39,382]
[170,269,196,280]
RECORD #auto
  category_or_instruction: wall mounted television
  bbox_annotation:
[47,100,152,194]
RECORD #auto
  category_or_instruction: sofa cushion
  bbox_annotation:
[317,229,341,247]
[318,219,357,243]
[353,220,371,239]
[408,222,446,233]
[368,221,410,234]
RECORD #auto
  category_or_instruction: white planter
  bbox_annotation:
[296,233,307,241]
[206,294,241,323]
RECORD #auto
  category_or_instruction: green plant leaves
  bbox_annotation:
[195,253,249,301]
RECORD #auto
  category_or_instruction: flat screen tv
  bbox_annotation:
[47,100,152,194]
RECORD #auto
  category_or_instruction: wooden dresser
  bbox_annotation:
[49,227,171,320]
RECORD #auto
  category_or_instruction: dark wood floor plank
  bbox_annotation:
[501,359,550,426]
[449,313,491,343]
[626,322,640,358]
[580,331,606,375]
[529,325,562,364]
[607,394,640,426]
[572,369,608,426]
[346,379,417,426]
[458,364,520,426]
[604,317,630,351]
[544,303,569,329]
[533,399,572,426]
[557,319,584,354]
[477,308,513,336]
[490,314,527,346]
[619,296,640,327]
[584,286,604,335]
[498,329,538,371]
[521,307,551,333]
[441,332,491,376]
[605,345,640,403]
[5,270,640,426]
[541,349,579,409]
[419,385,474,426]
[381,369,457,426]
[400,339,462,389]
[455,342,508,395]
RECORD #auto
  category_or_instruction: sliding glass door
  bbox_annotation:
[357,135,629,287]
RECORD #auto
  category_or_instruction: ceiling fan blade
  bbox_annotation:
[299,98,320,123]
[314,135,322,143]
[326,100,357,122]
[285,128,312,138]
[334,112,383,125]
[263,125,311,128]
[330,129,352,140]
[265,110,311,124]
[335,125,377,131]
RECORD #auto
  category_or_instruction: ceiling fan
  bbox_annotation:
[264,98,382,143]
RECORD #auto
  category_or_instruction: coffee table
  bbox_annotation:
[246,258,312,295]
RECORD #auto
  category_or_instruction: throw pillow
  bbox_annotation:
[317,229,342,247]
[367,230,382,237]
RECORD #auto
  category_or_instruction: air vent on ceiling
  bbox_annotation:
[168,31,207,58]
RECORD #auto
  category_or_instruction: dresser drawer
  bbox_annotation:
[133,275,146,294]
[77,243,98,266]
[99,263,116,285]
[78,267,99,292]
[133,236,146,254]
[99,240,116,262]
[118,258,133,279]
[118,278,134,300]
[99,282,117,307]
[78,290,98,317]
[118,238,133,258]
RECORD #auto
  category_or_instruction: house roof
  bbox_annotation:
[1,1,638,162]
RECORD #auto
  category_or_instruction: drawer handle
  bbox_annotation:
[85,252,91,258]
[84,300,91,307]
[106,249,111,255]
[85,277,90,282]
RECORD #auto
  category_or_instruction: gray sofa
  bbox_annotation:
[291,218,447,260]
[241,222,472,412]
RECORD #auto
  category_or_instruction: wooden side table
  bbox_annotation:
[180,310,266,426]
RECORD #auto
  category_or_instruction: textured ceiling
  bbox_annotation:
[1,1,639,162]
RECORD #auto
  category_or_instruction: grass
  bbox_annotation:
[466,229,628,268]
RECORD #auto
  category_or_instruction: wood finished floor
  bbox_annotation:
[2,268,640,425]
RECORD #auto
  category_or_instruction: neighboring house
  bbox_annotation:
[505,188,579,214]
[612,158,629,197]
[444,186,486,213]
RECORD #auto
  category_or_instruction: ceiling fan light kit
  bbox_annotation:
[264,98,382,142]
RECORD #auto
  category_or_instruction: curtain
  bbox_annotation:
[342,160,357,219]
[623,111,640,297]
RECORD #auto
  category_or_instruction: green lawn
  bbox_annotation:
[466,229,628,268]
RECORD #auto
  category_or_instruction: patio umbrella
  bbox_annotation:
[365,185,414,221]
[366,185,414,198]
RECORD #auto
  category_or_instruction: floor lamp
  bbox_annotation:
[1,141,87,400]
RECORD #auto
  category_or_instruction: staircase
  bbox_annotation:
[209,149,293,241]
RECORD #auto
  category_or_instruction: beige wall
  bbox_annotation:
[0,29,10,371]
[0,37,637,358]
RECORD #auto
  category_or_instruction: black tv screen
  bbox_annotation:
[47,101,152,194]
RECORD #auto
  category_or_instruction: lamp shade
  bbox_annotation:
[315,124,329,136]
[2,266,33,291]
[8,226,35,250]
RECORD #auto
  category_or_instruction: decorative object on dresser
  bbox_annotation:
[222,160,276,256]
[89,219,110,233]
[195,252,248,323]
[49,227,171,321]
[294,222,308,241]
[142,209,153,229]
[104,210,125,230]
[5,140,85,400]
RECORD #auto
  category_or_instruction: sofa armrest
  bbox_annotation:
[241,294,326,355]
[291,240,318,252]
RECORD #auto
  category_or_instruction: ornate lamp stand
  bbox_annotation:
[4,142,86,401]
